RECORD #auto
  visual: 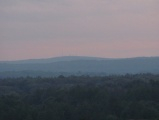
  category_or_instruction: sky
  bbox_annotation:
[0,0,159,60]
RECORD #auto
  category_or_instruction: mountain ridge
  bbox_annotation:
[0,56,158,64]
[0,56,111,64]
[0,56,159,78]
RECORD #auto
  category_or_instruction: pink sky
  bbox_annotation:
[0,0,159,60]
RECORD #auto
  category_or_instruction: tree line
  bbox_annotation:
[0,73,159,120]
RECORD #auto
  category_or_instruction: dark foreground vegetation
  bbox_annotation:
[0,74,159,120]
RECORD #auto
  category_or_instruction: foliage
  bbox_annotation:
[0,74,159,120]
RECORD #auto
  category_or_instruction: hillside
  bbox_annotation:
[0,56,159,77]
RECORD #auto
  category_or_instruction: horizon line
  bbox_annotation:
[0,55,159,62]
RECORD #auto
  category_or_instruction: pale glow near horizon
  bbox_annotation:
[0,0,159,60]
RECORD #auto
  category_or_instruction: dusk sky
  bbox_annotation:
[0,0,159,61]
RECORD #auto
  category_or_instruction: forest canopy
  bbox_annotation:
[0,74,159,120]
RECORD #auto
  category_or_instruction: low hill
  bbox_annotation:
[0,56,108,64]
[0,56,159,77]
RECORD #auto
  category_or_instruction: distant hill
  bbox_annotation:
[0,56,159,77]
[0,56,109,64]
